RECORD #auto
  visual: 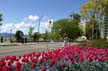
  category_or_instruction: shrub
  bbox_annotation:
[79,39,108,48]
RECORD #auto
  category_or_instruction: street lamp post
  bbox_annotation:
[38,16,43,41]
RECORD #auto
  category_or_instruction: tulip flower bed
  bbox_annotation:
[1,46,108,71]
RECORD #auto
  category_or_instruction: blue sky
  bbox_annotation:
[0,0,87,34]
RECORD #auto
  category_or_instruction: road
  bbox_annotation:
[0,42,78,58]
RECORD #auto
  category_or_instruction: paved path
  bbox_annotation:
[0,42,78,58]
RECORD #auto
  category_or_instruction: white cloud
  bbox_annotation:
[0,15,53,34]
[28,15,39,21]
[0,23,14,32]
[0,22,35,34]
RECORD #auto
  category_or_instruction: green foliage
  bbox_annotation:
[48,31,60,40]
[32,32,40,42]
[28,26,34,38]
[81,0,108,39]
[52,18,82,40]
[79,39,108,48]
[70,13,81,23]
[0,13,2,21]
[66,20,82,39]
[52,19,68,38]
[40,31,49,41]
[15,30,24,42]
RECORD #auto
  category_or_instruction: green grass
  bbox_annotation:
[79,39,108,48]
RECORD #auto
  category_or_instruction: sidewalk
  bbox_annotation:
[0,42,79,46]
[0,42,38,46]
[0,42,21,46]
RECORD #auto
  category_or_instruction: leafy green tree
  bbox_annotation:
[15,30,24,42]
[52,19,82,40]
[28,26,34,38]
[49,32,60,40]
[52,19,68,38]
[80,0,108,39]
[41,30,50,41]
[32,32,40,42]
[66,20,82,39]
[70,13,81,24]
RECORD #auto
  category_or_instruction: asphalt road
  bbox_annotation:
[0,42,78,58]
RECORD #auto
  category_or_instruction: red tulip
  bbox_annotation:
[2,66,8,71]
[49,58,56,67]
[31,63,36,68]
[80,55,85,62]
[98,57,104,62]
[72,60,77,64]
[11,56,16,61]
[8,66,12,70]
[61,62,65,67]
[8,61,13,66]
[0,61,6,66]
[16,68,22,71]
[65,55,70,61]
[42,66,46,71]
[5,56,10,60]
[32,57,37,63]
[16,62,22,69]
[22,57,29,63]
[39,57,44,64]
[89,57,93,62]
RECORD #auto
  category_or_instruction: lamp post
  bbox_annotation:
[38,16,43,41]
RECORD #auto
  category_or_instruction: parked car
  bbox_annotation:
[76,36,87,42]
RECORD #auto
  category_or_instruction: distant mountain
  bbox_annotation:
[0,33,14,38]
[0,33,28,38]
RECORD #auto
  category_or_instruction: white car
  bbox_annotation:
[76,36,87,42]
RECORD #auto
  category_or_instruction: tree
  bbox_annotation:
[80,0,108,39]
[48,32,60,40]
[66,20,82,39]
[15,30,24,42]
[70,13,81,24]
[28,26,34,38]
[0,13,3,26]
[52,18,82,40]
[32,32,40,42]
[52,19,68,39]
